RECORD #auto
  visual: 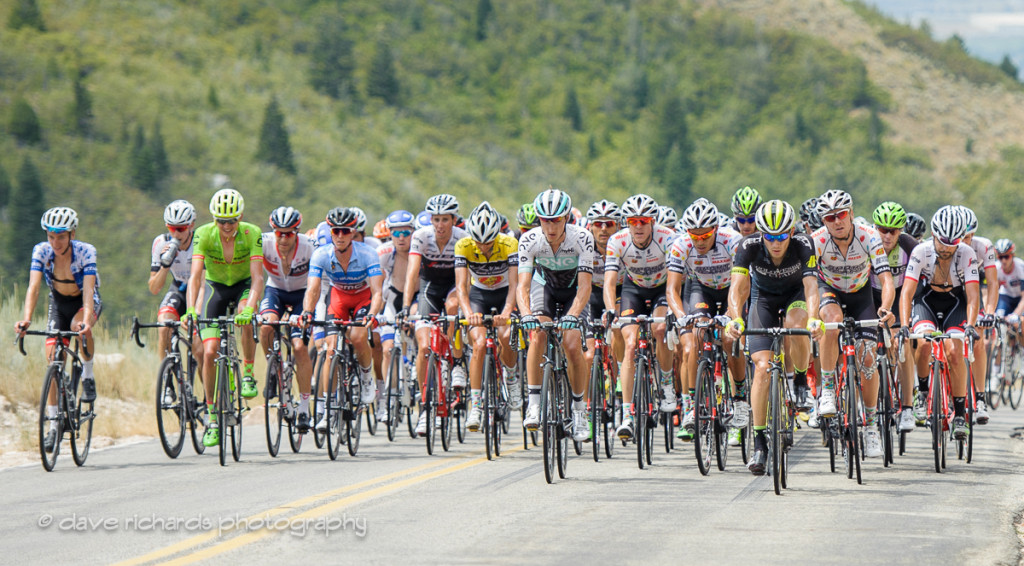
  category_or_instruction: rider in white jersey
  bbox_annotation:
[149,200,198,364]
[995,238,1024,320]
[958,206,998,423]
[375,210,416,421]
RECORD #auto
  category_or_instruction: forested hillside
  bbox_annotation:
[0,0,1020,320]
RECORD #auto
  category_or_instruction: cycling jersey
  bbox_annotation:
[969,235,997,273]
[192,222,264,287]
[731,233,817,296]
[870,233,918,290]
[32,240,101,290]
[605,225,676,288]
[518,224,595,289]
[904,241,979,290]
[997,257,1024,299]
[309,241,383,294]
[454,234,519,290]
[362,236,382,250]
[410,226,468,286]
[261,232,314,292]
[150,233,193,289]
[811,224,889,293]
[377,242,399,289]
[590,246,623,288]
[667,227,742,289]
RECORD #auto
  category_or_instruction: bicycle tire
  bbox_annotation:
[715,367,732,472]
[847,366,861,485]
[769,367,783,495]
[188,358,206,455]
[426,357,438,455]
[930,362,943,474]
[441,375,453,453]
[541,361,557,484]
[386,347,402,442]
[216,358,229,467]
[326,355,344,461]
[694,360,715,476]
[484,351,495,461]
[589,353,602,462]
[605,366,617,460]
[1009,345,1024,409]
[494,366,505,457]
[455,392,467,445]
[156,357,185,459]
[966,389,974,463]
[347,366,363,457]
[311,349,326,449]
[71,378,94,468]
[985,340,1002,410]
[264,355,283,457]
[230,361,244,462]
[39,365,63,472]
[284,362,302,453]
[828,428,837,473]
[878,358,893,467]
[633,356,647,470]
[556,371,570,478]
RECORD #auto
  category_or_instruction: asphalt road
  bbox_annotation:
[3,406,1024,565]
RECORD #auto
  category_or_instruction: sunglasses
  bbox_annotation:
[999,254,1013,260]
[591,220,618,229]
[735,215,756,225]
[331,227,355,236]
[875,226,900,235]
[763,232,791,243]
[275,230,297,238]
[687,229,716,242]
[167,224,189,233]
[626,217,654,227]
[935,235,961,247]
[216,218,239,225]
[822,210,850,223]
[391,229,413,238]
[538,216,565,224]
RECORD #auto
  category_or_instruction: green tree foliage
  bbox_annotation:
[309,13,356,100]
[150,120,170,182]
[10,158,46,272]
[476,0,493,41]
[0,163,11,209]
[649,95,692,187]
[7,0,45,32]
[9,97,42,145]
[256,96,296,174]
[663,142,695,208]
[367,40,400,106]
[71,74,94,136]
[868,106,884,162]
[564,86,582,132]
[129,124,157,193]
[1000,55,1019,81]
[207,85,220,109]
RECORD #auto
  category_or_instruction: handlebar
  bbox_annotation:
[15,329,90,358]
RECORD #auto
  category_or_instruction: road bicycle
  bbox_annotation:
[193,314,251,466]
[588,319,619,462]
[537,317,581,483]
[259,317,306,456]
[382,316,419,442]
[409,314,464,455]
[617,315,666,471]
[687,315,743,475]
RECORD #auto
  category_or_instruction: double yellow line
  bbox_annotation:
[116,446,520,565]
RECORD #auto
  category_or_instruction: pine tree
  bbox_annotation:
[0,163,10,209]
[309,13,356,100]
[1000,55,1019,81]
[256,96,296,174]
[150,120,170,183]
[10,157,46,271]
[476,0,493,41]
[129,124,156,193]
[207,85,220,109]
[662,142,695,208]
[8,0,45,32]
[10,97,42,145]
[71,73,93,136]
[868,106,884,162]
[564,86,582,132]
[649,95,692,185]
[367,40,400,106]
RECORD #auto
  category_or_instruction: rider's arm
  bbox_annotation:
[502,265,518,317]
[666,271,687,319]
[367,273,385,317]
[302,275,322,314]
[966,281,980,327]
[403,253,422,309]
[568,272,592,318]
[455,266,473,315]
[877,270,896,314]
[516,268,533,315]
[726,270,749,321]
[899,277,917,327]
[17,270,44,330]
[186,244,205,312]
[79,274,97,333]
[984,266,999,315]
[247,255,265,313]
[803,274,820,320]
[148,262,170,295]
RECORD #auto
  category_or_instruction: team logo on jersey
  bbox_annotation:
[694,260,703,266]
[479,275,502,287]
[621,309,635,316]
[696,302,709,309]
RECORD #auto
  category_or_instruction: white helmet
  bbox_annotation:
[164,200,196,225]
[816,189,853,216]
[620,194,659,219]
[586,199,620,221]
[466,201,503,244]
[425,194,459,216]
[657,206,678,228]
[718,212,732,228]
[41,207,78,233]
[680,198,719,231]
[931,205,968,242]
[351,207,368,232]
[210,188,244,219]
[533,188,572,219]
[269,206,302,230]
[995,238,1015,255]
[957,205,978,235]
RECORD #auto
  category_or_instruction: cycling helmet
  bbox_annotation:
[755,200,796,234]
[872,201,907,229]
[517,203,539,228]
[680,198,720,231]
[164,200,196,225]
[930,205,967,242]
[533,188,573,219]
[386,210,415,230]
[499,214,510,233]
[815,189,853,216]
[467,201,503,243]
[41,207,78,233]
[718,212,733,228]
[326,206,360,229]
[210,188,244,219]
[425,194,459,216]
[351,207,368,232]
[373,220,388,240]
[657,206,678,228]
[416,210,432,229]
[730,186,762,216]
[269,206,302,230]
[995,238,1016,255]
[854,216,869,226]
[569,207,583,225]
[905,212,926,239]
[586,199,620,221]
[957,205,979,235]
[620,194,660,219]
[799,198,818,223]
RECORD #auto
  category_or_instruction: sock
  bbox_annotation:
[317,397,325,414]
[622,402,633,419]
[360,365,372,379]
[471,389,481,407]
[299,393,310,414]
[528,386,541,408]
[918,375,929,393]
[47,405,58,430]
[503,365,516,379]
[866,407,877,427]
[794,370,807,389]
[787,373,795,394]
[244,360,254,378]
[753,427,767,450]
[376,379,385,397]
[953,396,966,418]
[207,404,217,424]
[733,380,746,400]
[660,369,673,387]
[572,399,586,412]
[822,370,836,390]
[82,360,94,380]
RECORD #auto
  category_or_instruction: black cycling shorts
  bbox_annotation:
[872,286,904,328]
[819,280,877,341]
[201,279,251,340]
[469,287,508,316]
[618,279,667,322]
[684,278,729,317]
[911,287,968,333]
[746,286,806,354]
[529,280,578,319]
[417,278,455,317]
[158,288,187,319]
[47,289,103,333]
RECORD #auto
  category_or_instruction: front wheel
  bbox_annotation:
[541,364,557,484]
[39,366,64,472]
[346,371,363,457]
[229,361,244,462]
[878,359,894,467]
[326,356,344,461]
[930,363,944,474]
[156,357,185,459]
[71,368,94,467]
[693,360,715,476]
[769,370,783,495]
[264,356,283,457]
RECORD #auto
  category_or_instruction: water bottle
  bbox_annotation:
[160,237,180,267]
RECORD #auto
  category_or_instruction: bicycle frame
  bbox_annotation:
[617,315,665,470]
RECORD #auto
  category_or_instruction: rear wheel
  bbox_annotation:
[187,360,206,455]
[264,356,283,457]
[986,341,1003,409]
[693,360,715,476]
[556,371,570,479]
[1009,345,1024,410]
[39,366,63,472]
[311,350,326,449]
[156,357,185,459]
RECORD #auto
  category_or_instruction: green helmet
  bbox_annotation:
[731,186,763,216]
[517,203,538,228]
[872,201,907,229]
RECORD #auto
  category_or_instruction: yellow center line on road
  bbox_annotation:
[112,453,473,566]
[164,445,524,565]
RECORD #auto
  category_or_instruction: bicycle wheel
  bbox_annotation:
[966,389,975,463]
[69,368,93,467]
[847,369,861,485]
[216,359,229,466]
[386,347,402,442]
[484,352,496,461]
[557,371,570,478]
[284,364,302,453]
[768,369,783,495]
[986,340,1003,410]
[827,426,838,473]
[347,369,363,457]
[39,366,64,471]
[455,391,467,445]
[930,363,943,474]
[878,358,893,468]
[494,368,505,457]
[633,357,648,470]
[311,350,326,449]
[264,355,283,457]
[589,355,603,462]
[541,362,557,484]
[230,361,244,462]
[187,360,207,455]
[694,360,715,476]
[604,367,616,460]
[715,368,732,472]
[1009,346,1024,409]
[326,356,344,461]
[156,357,185,459]
[441,373,453,453]
[425,358,438,455]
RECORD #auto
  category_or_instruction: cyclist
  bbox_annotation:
[376,210,416,422]
[517,188,595,442]
[182,189,265,447]
[994,238,1024,326]
[870,202,920,433]
[515,203,539,238]
[303,207,385,431]
[149,200,199,392]
[730,185,763,237]
[15,207,102,453]
[604,194,676,440]
[667,198,746,443]
[959,206,997,424]
[373,220,389,244]
[899,206,980,441]
[455,202,519,431]
[812,189,895,459]
[584,200,624,370]
[403,194,469,436]
[905,212,927,240]
[258,206,315,431]
[657,205,678,231]
[725,200,820,474]
[798,198,822,235]
[351,207,382,250]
